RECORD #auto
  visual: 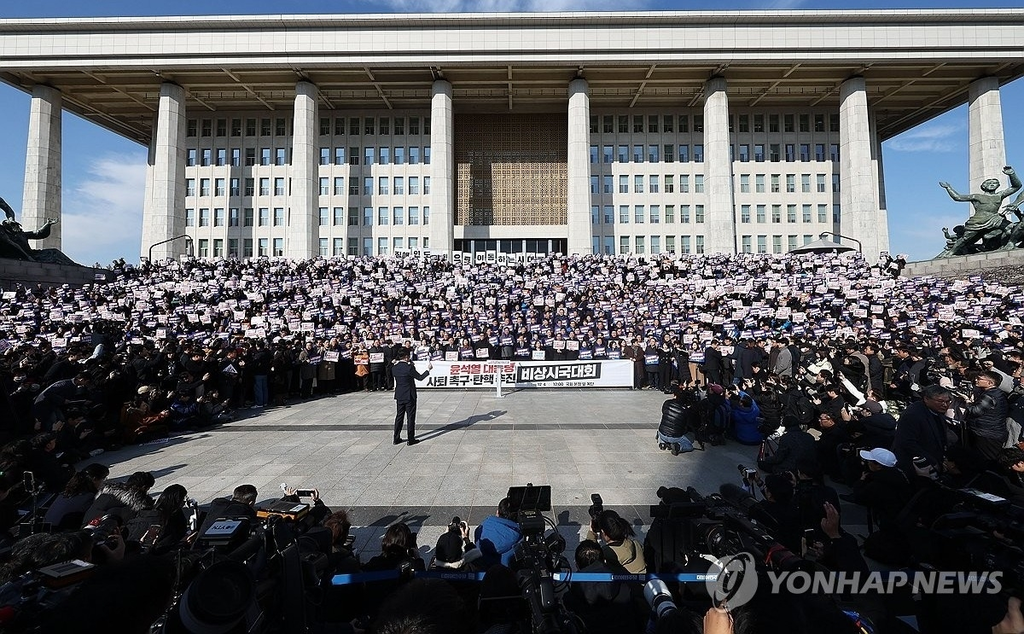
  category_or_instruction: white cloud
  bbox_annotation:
[61,153,147,266]
[887,122,964,153]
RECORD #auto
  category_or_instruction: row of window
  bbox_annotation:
[589,173,838,196]
[587,203,839,226]
[185,206,432,228]
[740,235,819,254]
[193,235,431,259]
[594,235,707,255]
[186,116,431,139]
[589,113,840,135]
[185,176,433,198]
[186,145,432,168]
[588,142,839,165]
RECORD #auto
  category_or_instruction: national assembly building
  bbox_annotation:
[2,9,1022,262]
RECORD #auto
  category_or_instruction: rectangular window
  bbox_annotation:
[590,176,599,195]
[591,205,599,224]
[273,238,284,257]
[634,175,644,193]
[679,145,689,162]
[830,144,839,162]
[379,118,390,136]
[394,177,404,195]
[618,236,630,254]
[409,177,420,195]
[786,174,795,193]
[693,144,704,163]
[681,205,690,224]
[695,235,704,254]
[378,237,388,256]
[740,205,751,223]
[771,174,780,193]
[394,146,405,165]
[817,174,826,193]
[258,207,269,226]
[650,205,660,224]
[738,114,750,133]
[349,147,359,165]
[619,175,629,194]
[590,145,598,164]
[695,205,705,224]
[199,208,209,226]
[769,114,780,132]
[185,208,195,226]
[258,238,268,257]
[665,175,675,193]
[363,207,373,226]
[334,238,344,256]
[424,147,430,164]
[602,145,613,163]
[409,146,420,164]
[334,207,344,225]
[319,177,330,196]
[680,175,689,193]
[186,179,196,197]
[423,206,429,225]
[801,174,811,193]
[409,117,420,135]
[815,144,826,162]
[363,177,373,196]
[799,114,810,133]
[364,118,375,135]
[603,205,614,224]
[619,205,630,224]
[741,235,752,253]
[617,145,628,163]
[635,205,645,224]
[334,177,345,195]
[260,148,271,166]
[273,208,284,226]
[214,208,225,227]
[635,235,645,254]
[755,174,765,193]
[229,207,239,227]
[788,235,798,251]
[739,174,750,193]
[275,148,286,166]
[409,207,419,225]
[378,177,389,195]
[753,114,764,133]
[244,148,256,166]
[803,204,813,223]
[244,208,254,226]
[393,237,403,252]
[694,175,704,194]
[648,145,659,163]
[757,235,767,253]
[681,235,691,254]
[379,147,390,165]
[423,177,430,194]
[665,205,675,223]
[603,175,613,194]
[663,115,674,132]
[664,144,674,163]
[756,205,766,223]
[198,239,209,258]
[800,144,810,162]
[200,178,210,196]
[348,207,359,226]
[818,204,828,223]
[362,237,372,256]
[393,207,404,225]
[186,149,197,166]
[785,144,795,162]
[274,178,285,196]
[693,115,704,132]
[738,144,749,162]
[364,147,374,165]
[319,207,329,226]
[320,147,330,165]
[665,235,675,253]
[633,145,644,163]
[649,175,659,193]
[770,144,780,162]
[753,144,765,162]
[378,207,389,225]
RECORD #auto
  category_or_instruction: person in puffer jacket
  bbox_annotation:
[586,509,647,574]
[730,393,763,445]
[474,497,523,568]
[965,370,1009,461]
[82,470,155,524]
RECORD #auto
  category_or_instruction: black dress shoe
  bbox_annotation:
[407,439,420,446]
[393,438,404,445]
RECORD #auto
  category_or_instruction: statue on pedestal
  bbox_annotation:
[936,166,1024,257]
[0,197,78,266]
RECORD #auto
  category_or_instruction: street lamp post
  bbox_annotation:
[819,231,862,254]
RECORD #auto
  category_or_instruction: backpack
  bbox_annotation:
[785,393,815,426]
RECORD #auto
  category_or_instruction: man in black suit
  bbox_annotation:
[393,349,432,446]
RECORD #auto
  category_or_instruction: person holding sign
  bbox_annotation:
[392,348,431,446]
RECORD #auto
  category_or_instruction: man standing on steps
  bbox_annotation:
[393,349,432,446]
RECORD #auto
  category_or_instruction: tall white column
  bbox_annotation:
[21,84,62,251]
[870,112,890,255]
[968,77,1007,192]
[702,76,736,254]
[566,78,592,256]
[141,82,186,261]
[839,76,883,261]
[428,80,455,257]
[288,80,318,259]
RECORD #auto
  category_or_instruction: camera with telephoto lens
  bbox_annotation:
[448,515,465,533]
[587,493,603,521]
[644,578,678,619]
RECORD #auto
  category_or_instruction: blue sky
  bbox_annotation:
[0,0,1021,264]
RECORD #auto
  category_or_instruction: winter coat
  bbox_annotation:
[474,516,523,568]
[966,387,1009,441]
[83,483,154,524]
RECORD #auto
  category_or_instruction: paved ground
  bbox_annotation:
[93,388,862,559]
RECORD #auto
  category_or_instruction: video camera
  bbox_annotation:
[503,484,577,634]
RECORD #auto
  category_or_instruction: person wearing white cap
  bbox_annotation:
[847,447,911,534]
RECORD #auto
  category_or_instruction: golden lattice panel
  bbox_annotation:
[454,113,568,226]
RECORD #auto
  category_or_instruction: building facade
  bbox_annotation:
[2,10,1022,261]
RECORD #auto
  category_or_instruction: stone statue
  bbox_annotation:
[937,166,1023,257]
[0,197,78,266]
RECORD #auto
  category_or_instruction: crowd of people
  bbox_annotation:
[0,250,1023,632]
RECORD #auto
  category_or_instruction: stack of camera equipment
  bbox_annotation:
[503,484,580,634]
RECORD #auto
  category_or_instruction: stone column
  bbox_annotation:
[869,112,890,255]
[288,80,318,259]
[21,84,62,251]
[566,78,592,255]
[968,77,1006,192]
[428,80,455,257]
[839,76,882,261]
[141,82,187,261]
[702,76,736,253]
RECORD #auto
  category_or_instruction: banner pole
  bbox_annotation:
[495,369,502,398]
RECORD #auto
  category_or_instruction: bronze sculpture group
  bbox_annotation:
[0,197,77,266]
[937,166,1024,258]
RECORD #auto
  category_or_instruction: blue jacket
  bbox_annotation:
[731,401,762,445]
[474,516,523,567]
